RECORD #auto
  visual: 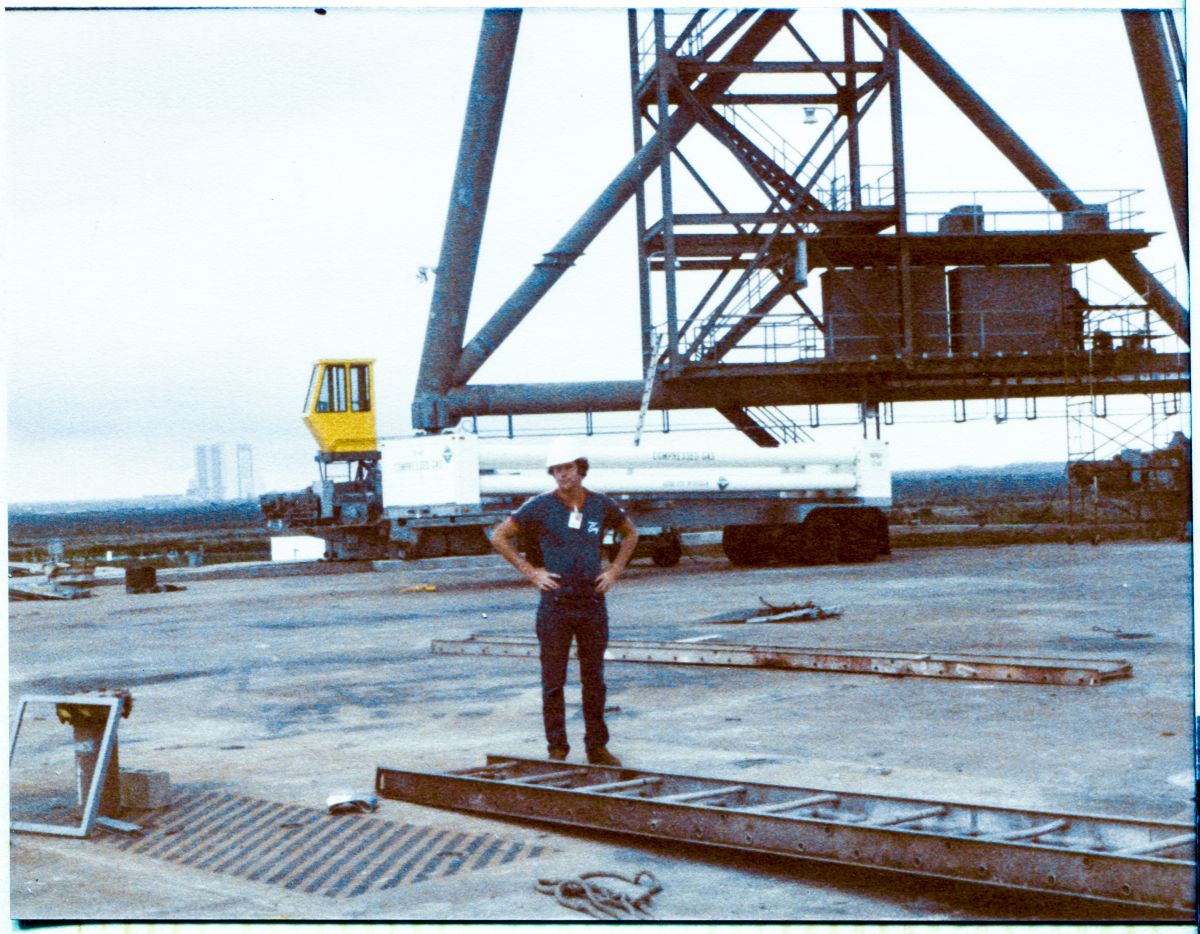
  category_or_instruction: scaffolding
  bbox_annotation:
[1064,272,1191,540]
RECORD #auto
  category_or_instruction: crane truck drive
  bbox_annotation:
[260,359,892,567]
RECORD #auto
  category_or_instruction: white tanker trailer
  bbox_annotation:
[259,360,892,567]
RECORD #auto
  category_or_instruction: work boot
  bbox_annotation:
[548,745,569,762]
[586,746,621,767]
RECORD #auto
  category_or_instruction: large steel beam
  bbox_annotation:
[378,754,1195,912]
[1123,10,1188,260]
[434,635,1133,684]
[446,10,796,393]
[867,10,1189,343]
[434,353,1190,417]
[414,10,521,416]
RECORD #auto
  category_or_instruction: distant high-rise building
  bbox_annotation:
[193,445,210,499]
[209,444,225,500]
[236,444,255,500]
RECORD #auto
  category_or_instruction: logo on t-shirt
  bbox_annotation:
[587,520,600,534]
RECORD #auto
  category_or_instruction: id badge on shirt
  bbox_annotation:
[567,509,583,530]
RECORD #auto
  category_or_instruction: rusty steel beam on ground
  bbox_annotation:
[431,636,1131,686]
[375,754,1195,913]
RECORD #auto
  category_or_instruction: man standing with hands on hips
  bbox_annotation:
[491,438,638,766]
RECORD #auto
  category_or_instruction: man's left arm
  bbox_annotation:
[595,512,638,594]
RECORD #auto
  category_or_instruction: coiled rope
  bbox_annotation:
[534,869,662,920]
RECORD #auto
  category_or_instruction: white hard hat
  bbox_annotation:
[545,437,586,469]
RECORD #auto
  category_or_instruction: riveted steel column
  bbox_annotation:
[1123,9,1188,260]
[450,10,795,387]
[414,9,521,429]
[655,9,681,372]
[627,10,654,372]
[843,10,861,210]
[882,12,913,361]
[869,9,1189,343]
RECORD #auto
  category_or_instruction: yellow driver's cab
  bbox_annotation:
[303,359,378,458]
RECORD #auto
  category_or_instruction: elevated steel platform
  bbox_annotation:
[647,230,1156,270]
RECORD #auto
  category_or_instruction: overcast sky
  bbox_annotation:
[3,3,1189,503]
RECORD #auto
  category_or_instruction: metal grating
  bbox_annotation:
[99,791,550,898]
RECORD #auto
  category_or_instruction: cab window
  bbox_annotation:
[349,364,371,413]
[305,365,320,413]
[316,365,348,413]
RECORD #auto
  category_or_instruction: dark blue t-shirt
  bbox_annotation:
[513,489,628,592]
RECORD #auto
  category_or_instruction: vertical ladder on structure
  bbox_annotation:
[634,331,668,446]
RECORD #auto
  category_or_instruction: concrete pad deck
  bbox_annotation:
[7,541,1195,921]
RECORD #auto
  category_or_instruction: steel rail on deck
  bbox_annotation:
[431,636,1132,686]
[376,754,1194,913]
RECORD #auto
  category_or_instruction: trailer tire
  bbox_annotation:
[651,532,683,568]
[722,525,770,567]
[798,511,840,565]
[838,510,880,563]
[417,528,449,559]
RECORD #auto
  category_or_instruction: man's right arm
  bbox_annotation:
[490,516,561,591]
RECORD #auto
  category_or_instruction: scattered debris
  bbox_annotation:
[1092,626,1153,640]
[95,816,143,835]
[700,597,842,624]
[11,693,127,838]
[9,581,91,601]
[9,562,97,600]
[534,869,662,920]
[126,563,158,594]
[326,791,378,814]
[120,768,171,810]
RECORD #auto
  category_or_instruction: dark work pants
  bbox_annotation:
[535,591,609,754]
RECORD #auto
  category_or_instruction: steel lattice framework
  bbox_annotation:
[413,8,1188,444]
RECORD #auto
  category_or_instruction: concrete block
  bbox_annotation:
[120,767,171,809]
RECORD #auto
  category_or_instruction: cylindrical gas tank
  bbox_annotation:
[477,439,860,471]
[480,465,857,496]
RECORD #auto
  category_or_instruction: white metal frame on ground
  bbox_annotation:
[9,694,121,838]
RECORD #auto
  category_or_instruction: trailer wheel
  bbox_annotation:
[416,528,449,559]
[776,523,807,564]
[651,532,683,568]
[722,525,769,567]
[798,511,840,565]
[838,510,881,563]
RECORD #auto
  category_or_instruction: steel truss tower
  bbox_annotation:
[413,8,1188,445]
